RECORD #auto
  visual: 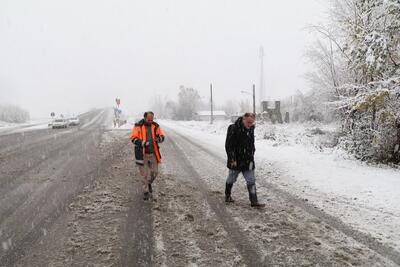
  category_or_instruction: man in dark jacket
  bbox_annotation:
[225,112,265,208]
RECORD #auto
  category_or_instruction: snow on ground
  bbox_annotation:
[0,118,50,129]
[0,118,51,134]
[159,119,400,250]
[106,117,136,131]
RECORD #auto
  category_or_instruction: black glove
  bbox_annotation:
[132,139,142,147]
[156,136,165,143]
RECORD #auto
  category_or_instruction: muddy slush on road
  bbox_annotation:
[0,111,399,266]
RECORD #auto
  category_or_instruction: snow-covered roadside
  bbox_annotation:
[0,118,51,134]
[105,117,136,131]
[159,119,400,250]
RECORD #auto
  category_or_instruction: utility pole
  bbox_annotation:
[241,84,256,115]
[210,83,214,124]
[252,84,256,115]
[259,46,265,106]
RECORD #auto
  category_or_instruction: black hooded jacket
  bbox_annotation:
[225,117,256,171]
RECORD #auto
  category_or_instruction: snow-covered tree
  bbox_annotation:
[335,0,400,82]
[309,0,400,162]
[0,104,30,123]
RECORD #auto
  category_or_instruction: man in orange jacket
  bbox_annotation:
[130,111,165,200]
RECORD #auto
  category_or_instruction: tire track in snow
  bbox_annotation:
[167,131,268,266]
[0,109,109,192]
[0,112,108,217]
[0,110,115,266]
[169,127,400,266]
[121,185,154,266]
[0,109,102,157]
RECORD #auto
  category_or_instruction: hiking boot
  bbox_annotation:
[250,202,266,208]
[225,195,235,203]
[143,192,150,201]
[247,184,265,208]
[225,183,235,203]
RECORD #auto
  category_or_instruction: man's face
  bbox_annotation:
[145,114,154,123]
[243,116,255,129]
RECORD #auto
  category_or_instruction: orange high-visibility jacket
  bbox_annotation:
[130,121,165,163]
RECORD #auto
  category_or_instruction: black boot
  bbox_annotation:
[143,192,150,201]
[247,184,265,208]
[225,183,235,203]
[148,184,157,201]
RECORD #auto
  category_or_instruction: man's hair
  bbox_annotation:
[144,111,155,118]
[243,112,255,119]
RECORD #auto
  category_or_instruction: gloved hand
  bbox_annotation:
[142,141,150,147]
[132,139,142,146]
[229,160,237,168]
[156,136,165,143]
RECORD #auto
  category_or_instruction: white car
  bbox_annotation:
[52,118,68,129]
[68,117,80,126]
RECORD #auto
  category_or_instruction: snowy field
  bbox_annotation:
[159,119,400,250]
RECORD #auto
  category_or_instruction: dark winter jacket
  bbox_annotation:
[225,117,256,171]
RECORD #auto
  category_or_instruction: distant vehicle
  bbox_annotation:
[68,117,80,126]
[52,118,68,129]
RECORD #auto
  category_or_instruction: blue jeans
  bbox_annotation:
[226,169,255,186]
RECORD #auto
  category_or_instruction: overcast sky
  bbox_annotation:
[0,0,327,118]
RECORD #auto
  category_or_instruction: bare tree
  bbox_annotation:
[239,99,251,113]
[164,100,177,119]
[150,95,167,119]
[222,100,239,116]
[176,86,201,120]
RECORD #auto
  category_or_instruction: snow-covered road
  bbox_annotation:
[161,119,400,254]
[2,115,399,266]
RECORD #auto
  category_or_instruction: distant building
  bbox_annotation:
[260,101,283,124]
[195,110,227,121]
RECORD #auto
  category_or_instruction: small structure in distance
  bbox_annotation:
[195,110,227,121]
